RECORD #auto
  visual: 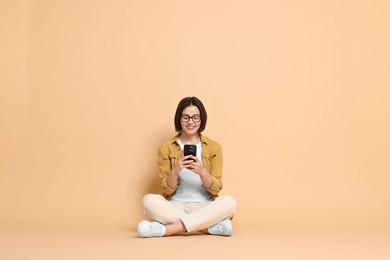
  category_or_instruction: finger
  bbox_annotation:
[189,161,198,169]
[189,159,197,166]
[182,159,192,166]
[188,155,198,162]
[183,155,196,162]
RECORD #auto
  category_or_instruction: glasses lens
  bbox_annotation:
[181,115,201,122]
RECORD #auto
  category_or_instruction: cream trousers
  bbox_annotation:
[141,194,237,233]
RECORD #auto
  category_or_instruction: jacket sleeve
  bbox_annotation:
[157,145,178,198]
[204,143,223,197]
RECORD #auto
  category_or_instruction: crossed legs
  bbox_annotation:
[140,194,236,236]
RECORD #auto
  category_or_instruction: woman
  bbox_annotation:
[137,96,236,237]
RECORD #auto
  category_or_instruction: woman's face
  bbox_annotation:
[180,105,201,136]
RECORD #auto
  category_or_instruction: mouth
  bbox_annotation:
[185,126,196,131]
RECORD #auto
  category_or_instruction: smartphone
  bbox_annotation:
[184,144,197,160]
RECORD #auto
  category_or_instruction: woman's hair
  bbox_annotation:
[174,96,207,133]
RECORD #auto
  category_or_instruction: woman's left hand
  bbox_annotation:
[186,155,206,175]
[186,155,212,189]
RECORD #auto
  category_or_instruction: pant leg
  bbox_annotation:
[141,194,188,225]
[180,195,237,232]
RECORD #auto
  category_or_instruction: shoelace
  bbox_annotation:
[145,222,164,237]
[216,223,225,234]
[210,222,225,234]
[150,223,163,229]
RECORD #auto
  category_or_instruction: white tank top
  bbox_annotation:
[171,139,212,202]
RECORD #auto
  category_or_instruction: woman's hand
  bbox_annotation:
[171,151,212,189]
[185,155,206,175]
[172,150,193,175]
[186,155,212,188]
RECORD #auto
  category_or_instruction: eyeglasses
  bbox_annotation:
[181,114,201,123]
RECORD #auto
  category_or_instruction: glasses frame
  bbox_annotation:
[181,114,201,123]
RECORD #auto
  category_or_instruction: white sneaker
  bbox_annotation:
[137,220,166,238]
[208,219,233,236]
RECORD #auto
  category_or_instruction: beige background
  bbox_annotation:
[1,0,390,235]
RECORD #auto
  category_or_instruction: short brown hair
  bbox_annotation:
[174,97,207,133]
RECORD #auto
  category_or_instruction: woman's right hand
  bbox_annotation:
[167,150,195,189]
[172,149,193,174]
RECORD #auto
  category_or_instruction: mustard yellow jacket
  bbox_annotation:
[157,134,223,200]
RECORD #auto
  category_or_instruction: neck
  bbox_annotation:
[179,133,200,144]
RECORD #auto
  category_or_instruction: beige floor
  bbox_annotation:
[1,222,389,260]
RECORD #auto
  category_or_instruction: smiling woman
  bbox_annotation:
[137,97,237,238]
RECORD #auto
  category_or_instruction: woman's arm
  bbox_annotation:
[157,146,178,198]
